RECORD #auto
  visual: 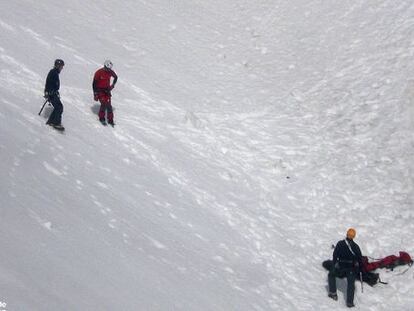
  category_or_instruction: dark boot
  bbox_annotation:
[52,124,65,131]
[328,292,338,301]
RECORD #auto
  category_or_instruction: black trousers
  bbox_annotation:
[328,266,356,304]
[47,95,63,125]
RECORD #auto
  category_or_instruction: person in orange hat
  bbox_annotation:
[328,228,363,308]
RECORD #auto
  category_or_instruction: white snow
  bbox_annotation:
[0,1,413,310]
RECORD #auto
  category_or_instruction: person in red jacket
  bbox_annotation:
[92,60,118,126]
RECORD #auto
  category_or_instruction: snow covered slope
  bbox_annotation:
[0,1,413,310]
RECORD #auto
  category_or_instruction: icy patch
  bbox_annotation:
[146,235,167,249]
[43,222,53,231]
[97,182,109,189]
[0,19,14,31]
[20,26,51,48]
[43,162,63,176]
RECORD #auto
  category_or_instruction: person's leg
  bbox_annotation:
[346,270,356,307]
[98,104,106,121]
[107,99,114,124]
[328,268,338,299]
[98,94,110,122]
[47,96,63,125]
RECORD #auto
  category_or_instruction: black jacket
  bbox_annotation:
[332,238,363,269]
[44,68,60,95]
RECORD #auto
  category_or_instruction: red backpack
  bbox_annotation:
[362,251,413,272]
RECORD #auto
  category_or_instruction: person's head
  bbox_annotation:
[54,59,65,72]
[104,59,113,70]
[346,228,356,240]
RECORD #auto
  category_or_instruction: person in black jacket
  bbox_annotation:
[44,59,65,130]
[328,228,363,308]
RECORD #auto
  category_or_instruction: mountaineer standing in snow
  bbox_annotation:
[92,60,118,126]
[328,228,363,308]
[44,59,65,131]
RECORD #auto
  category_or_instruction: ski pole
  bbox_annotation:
[359,271,364,293]
[38,98,49,115]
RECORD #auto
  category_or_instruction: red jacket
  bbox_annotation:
[93,68,118,92]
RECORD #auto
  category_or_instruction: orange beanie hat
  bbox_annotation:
[347,228,356,239]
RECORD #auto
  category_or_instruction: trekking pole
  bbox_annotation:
[38,98,49,115]
[359,271,364,293]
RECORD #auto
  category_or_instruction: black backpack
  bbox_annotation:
[322,260,381,287]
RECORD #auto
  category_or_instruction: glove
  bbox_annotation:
[94,93,99,101]
[109,85,114,91]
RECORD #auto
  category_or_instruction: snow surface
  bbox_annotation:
[1,1,413,310]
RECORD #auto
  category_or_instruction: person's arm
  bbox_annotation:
[92,79,97,92]
[332,243,339,264]
[111,70,118,89]
[354,243,364,268]
[92,71,99,92]
[355,244,362,259]
[92,72,99,100]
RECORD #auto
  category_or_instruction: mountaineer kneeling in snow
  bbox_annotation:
[328,228,363,308]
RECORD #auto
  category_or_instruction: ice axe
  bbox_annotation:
[38,98,49,115]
